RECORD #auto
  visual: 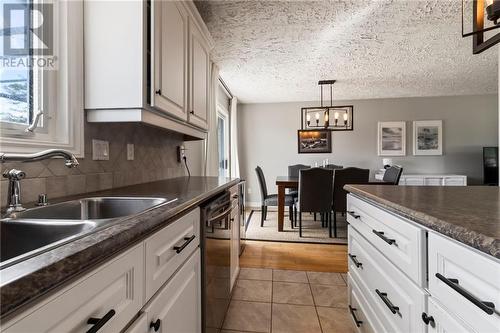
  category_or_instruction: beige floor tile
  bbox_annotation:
[273,269,308,283]
[310,284,348,307]
[307,271,345,285]
[317,307,357,333]
[272,282,314,305]
[239,267,273,281]
[221,331,249,333]
[341,273,348,284]
[222,300,271,333]
[271,303,322,333]
[232,279,272,302]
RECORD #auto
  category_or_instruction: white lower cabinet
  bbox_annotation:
[2,208,203,333]
[426,297,477,333]
[347,194,499,333]
[2,244,144,333]
[144,248,201,333]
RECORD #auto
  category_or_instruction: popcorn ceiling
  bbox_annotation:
[195,0,498,103]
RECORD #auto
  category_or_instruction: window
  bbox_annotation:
[1,0,33,127]
[0,0,84,156]
[217,105,229,178]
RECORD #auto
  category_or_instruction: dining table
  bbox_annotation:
[275,174,389,232]
[275,176,299,232]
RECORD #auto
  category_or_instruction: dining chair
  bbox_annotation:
[382,166,403,185]
[332,167,370,237]
[255,166,295,228]
[288,164,310,197]
[295,168,334,237]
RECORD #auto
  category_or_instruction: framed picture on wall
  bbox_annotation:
[413,120,443,155]
[377,121,406,156]
[297,129,332,154]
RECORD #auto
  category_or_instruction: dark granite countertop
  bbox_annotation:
[345,185,500,260]
[0,176,239,319]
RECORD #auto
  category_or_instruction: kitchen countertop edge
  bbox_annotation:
[0,176,240,319]
[345,185,500,260]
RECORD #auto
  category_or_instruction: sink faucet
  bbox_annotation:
[1,149,79,215]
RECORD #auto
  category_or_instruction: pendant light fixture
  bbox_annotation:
[462,0,500,54]
[300,80,353,131]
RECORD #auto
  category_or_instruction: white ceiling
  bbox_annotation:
[195,0,498,104]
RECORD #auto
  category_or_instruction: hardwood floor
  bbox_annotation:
[240,240,348,272]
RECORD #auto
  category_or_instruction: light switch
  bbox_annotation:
[92,139,109,160]
[127,144,134,160]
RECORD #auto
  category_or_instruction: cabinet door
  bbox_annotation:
[145,249,201,333]
[230,205,240,291]
[3,244,144,333]
[427,297,477,333]
[188,18,210,130]
[152,1,188,120]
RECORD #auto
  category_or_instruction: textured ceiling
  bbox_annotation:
[195,0,498,103]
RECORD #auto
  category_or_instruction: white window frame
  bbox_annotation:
[0,0,84,157]
[216,103,229,178]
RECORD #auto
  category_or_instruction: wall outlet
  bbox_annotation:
[92,139,109,160]
[127,144,134,160]
[177,145,185,162]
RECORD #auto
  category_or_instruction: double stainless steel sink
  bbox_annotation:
[0,197,173,269]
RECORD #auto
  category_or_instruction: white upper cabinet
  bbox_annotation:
[152,1,188,121]
[85,1,213,136]
[188,18,210,130]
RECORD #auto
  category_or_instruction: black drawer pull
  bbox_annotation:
[150,319,161,331]
[375,289,399,314]
[435,273,495,315]
[372,230,396,245]
[421,312,435,326]
[86,309,116,333]
[347,211,360,219]
[348,305,363,327]
[348,254,362,268]
[173,235,196,254]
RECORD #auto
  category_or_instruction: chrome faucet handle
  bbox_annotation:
[3,169,26,180]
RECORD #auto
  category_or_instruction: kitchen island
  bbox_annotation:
[0,176,239,331]
[344,185,499,333]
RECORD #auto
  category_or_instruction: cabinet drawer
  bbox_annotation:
[443,177,466,186]
[347,195,426,285]
[348,273,384,333]
[145,208,200,300]
[426,297,477,333]
[348,226,426,333]
[428,232,500,333]
[424,177,443,186]
[3,244,144,333]
[144,248,201,333]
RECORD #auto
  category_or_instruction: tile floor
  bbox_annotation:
[220,268,355,333]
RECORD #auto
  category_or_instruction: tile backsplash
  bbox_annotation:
[1,121,187,207]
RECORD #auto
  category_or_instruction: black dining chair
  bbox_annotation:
[255,166,295,228]
[332,167,370,237]
[324,164,343,170]
[382,166,403,185]
[295,168,334,237]
[288,164,310,197]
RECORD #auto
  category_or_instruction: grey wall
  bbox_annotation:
[0,121,199,208]
[238,95,498,205]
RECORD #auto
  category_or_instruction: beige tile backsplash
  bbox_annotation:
[1,121,187,208]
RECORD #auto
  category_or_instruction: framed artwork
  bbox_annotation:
[413,120,443,155]
[297,129,332,154]
[378,121,406,156]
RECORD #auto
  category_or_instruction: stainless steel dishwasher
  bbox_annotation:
[201,190,232,333]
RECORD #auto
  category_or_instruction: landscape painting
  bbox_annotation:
[413,120,443,155]
[378,121,406,156]
[297,130,332,154]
